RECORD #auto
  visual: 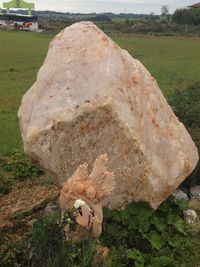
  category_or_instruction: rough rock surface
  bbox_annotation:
[18,22,199,209]
[184,209,198,224]
[172,190,189,201]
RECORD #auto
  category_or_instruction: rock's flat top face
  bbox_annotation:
[18,22,199,209]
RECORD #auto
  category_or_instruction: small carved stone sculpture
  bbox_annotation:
[60,154,115,239]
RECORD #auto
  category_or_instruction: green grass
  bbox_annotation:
[0,31,200,155]
[0,31,53,154]
[113,36,200,95]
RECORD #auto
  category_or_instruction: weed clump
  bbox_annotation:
[169,82,200,186]
[0,211,107,267]
[0,150,43,195]
[169,82,200,128]
[101,198,200,266]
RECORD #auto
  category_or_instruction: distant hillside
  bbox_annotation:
[1,9,152,21]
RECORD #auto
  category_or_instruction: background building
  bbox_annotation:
[189,2,200,9]
[0,13,38,31]
[0,0,38,31]
[3,0,34,15]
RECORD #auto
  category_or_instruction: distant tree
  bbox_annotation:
[173,8,191,24]
[149,12,155,21]
[173,8,200,25]
[125,17,130,25]
[161,5,169,16]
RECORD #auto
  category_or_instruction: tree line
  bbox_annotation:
[173,8,200,25]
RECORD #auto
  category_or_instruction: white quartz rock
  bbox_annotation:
[184,209,198,224]
[18,22,199,209]
[172,190,189,201]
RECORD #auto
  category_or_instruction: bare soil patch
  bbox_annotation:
[0,177,60,236]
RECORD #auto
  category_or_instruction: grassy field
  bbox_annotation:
[113,36,200,93]
[0,31,53,154]
[0,31,200,155]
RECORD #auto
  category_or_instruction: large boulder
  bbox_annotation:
[18,22,199,209]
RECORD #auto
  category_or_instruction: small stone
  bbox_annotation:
[178,185,189,196]
[172,190,189,201]
[183,209,198,224]
[44,202,58,214]
[190,185,200,200]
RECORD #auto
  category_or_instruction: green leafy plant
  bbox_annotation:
[0,150,43,195]
[1,198,200,267]
[0,170,13,195]
[128,248,145,267]
[101,197,200,266]
[1,150,43,181]
[0,210,106,267]
[0,156,14,194]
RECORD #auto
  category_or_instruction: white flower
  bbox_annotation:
[74,199,85,209]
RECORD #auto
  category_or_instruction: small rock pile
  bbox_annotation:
[172,185,200,224]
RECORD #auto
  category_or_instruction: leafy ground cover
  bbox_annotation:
[0,197,200,267]
[0,150,43,195]
[102,199,200,267]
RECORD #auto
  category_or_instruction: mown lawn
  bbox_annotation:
[0,30,200,155]
[0,31,53,154]
[113,35,200,94]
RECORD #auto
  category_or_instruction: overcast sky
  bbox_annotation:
[0,0,198,14]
